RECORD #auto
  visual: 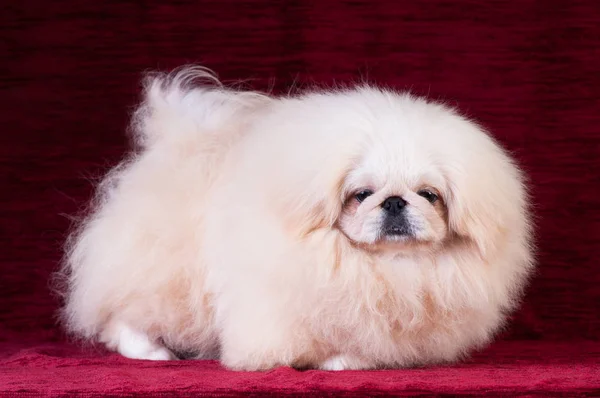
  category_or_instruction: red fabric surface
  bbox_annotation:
[1,341,599,397]
[1,0,599,396]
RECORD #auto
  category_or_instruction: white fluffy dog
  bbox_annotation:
[59,66,534,371]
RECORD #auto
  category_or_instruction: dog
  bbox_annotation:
[58,66,534,370]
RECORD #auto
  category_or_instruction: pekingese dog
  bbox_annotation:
[59,66,534,371]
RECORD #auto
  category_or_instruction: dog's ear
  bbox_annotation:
[281,160,351,239]
[443,128,530,259]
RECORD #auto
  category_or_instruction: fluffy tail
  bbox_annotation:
[132,65,271,150]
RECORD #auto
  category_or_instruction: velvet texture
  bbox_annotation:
[1,0,599,396]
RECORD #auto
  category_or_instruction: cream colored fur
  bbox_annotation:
[59,66,534,370]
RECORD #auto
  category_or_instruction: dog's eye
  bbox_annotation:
[417,190,438,204]
[355,190,374,203]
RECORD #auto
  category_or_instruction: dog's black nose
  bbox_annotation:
[382,196,407,215]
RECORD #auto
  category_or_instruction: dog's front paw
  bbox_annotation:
[107,322,179,361]
[144,346,179,361]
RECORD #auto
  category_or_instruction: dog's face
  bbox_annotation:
[338,147,449,250]
[312,92,524,259]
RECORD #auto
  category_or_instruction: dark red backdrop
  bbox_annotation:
[1,0,599,396]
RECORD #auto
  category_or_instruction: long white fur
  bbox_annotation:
[59,66,534,370]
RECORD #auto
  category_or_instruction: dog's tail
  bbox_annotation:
[131,65,271,153]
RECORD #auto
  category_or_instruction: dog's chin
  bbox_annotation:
[381,233,414,243]
[343,229,441,255]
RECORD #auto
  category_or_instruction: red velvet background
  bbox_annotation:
[1,0,599,396]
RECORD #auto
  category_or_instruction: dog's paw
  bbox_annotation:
[143,346,179,361]
[111,322,179,361]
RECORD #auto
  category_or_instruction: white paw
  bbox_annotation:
[144,346,179,361]
[115,323,178,361]
[320,355,350,371]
